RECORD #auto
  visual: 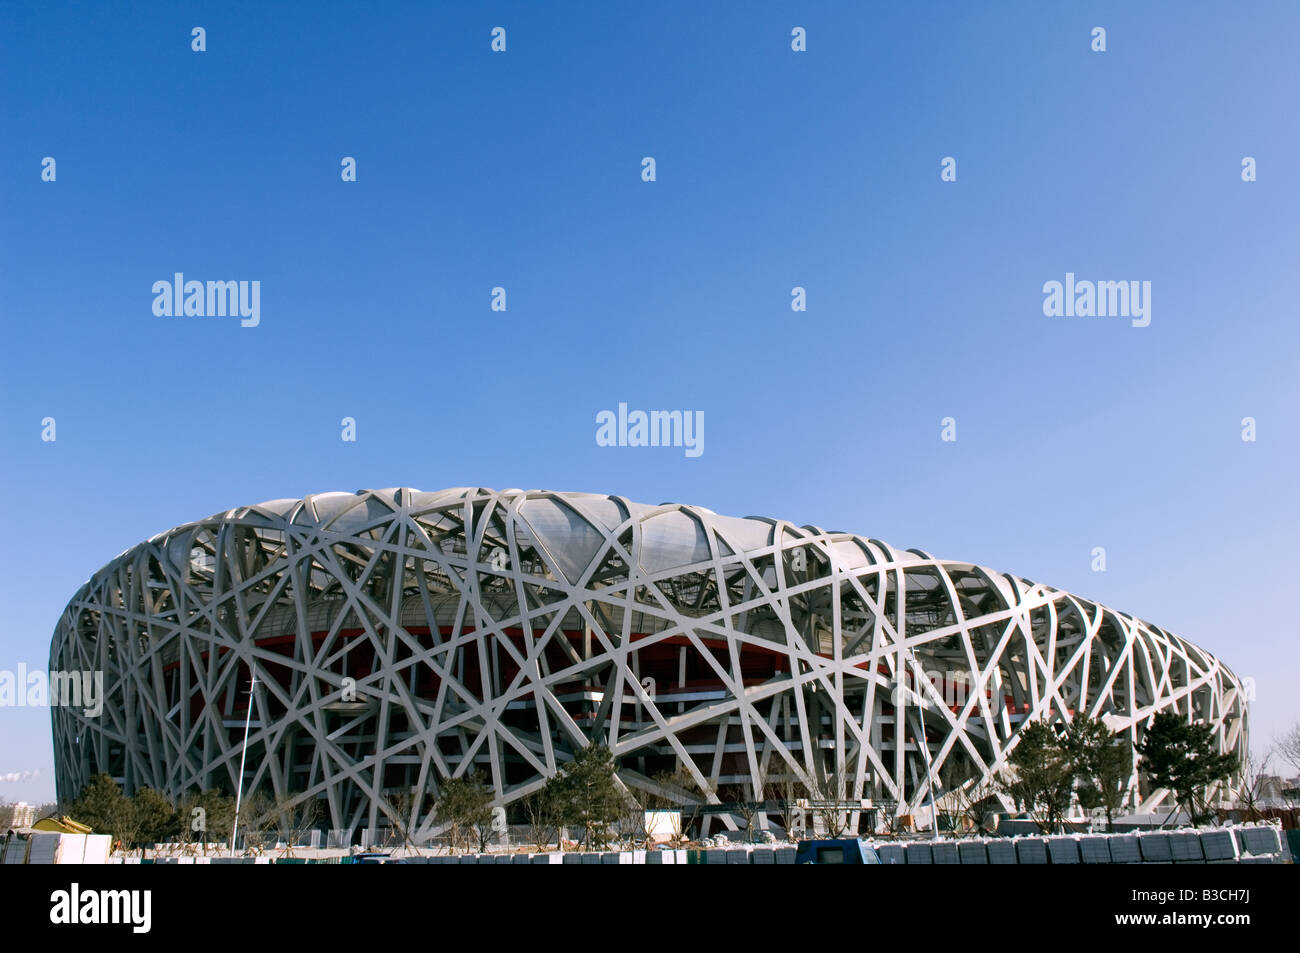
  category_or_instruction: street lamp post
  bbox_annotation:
[913,680,940,842]
[229,673,258,855]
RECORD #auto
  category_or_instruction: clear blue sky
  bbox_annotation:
[2,1,1297,803]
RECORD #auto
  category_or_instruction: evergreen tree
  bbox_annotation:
[550,744,624,850]
[1000,721,1075,834]
[69,773,131,845]
[182,789,236,848]
[434,772,494,853]
[131,787,179,855]
[1137,711,1238,826]
[1065,716,1133,830]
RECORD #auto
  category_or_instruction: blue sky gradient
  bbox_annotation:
[3,1,1297,802]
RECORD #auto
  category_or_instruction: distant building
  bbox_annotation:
[8,802,37,829]
[1256,774,1300,809]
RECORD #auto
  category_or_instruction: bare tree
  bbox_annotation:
[942,774,1000,837]
[1234,750,1275,823]
[731,782,763,844]
[234,791,273,855]
[434,773,493,854]
[380,789,425,853]
[273,794,322,857]
[174,792,203,855]
[617,784,654,850]
[1277,723,1300,776]
[167,789,234,855]
[766,774,808,842]
[811,761,854,838]
[817,802,852,837]
[652,767,710,846]
[473,806,501,853]
[523,787,560,852]
[876,802,904,838]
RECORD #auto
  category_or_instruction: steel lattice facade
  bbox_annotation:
[50,487,1247,837]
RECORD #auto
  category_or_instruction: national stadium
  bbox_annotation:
[49,486,1248,840]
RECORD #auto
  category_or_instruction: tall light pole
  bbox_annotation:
[912,678,940,842]
[229,672,258,855]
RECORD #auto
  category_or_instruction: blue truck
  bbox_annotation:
[795,839,883,864]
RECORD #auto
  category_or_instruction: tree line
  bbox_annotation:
[51,776,318,856]
[49,711,1289,852]
[1000,711,1237,833]
[435,744,626,853]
